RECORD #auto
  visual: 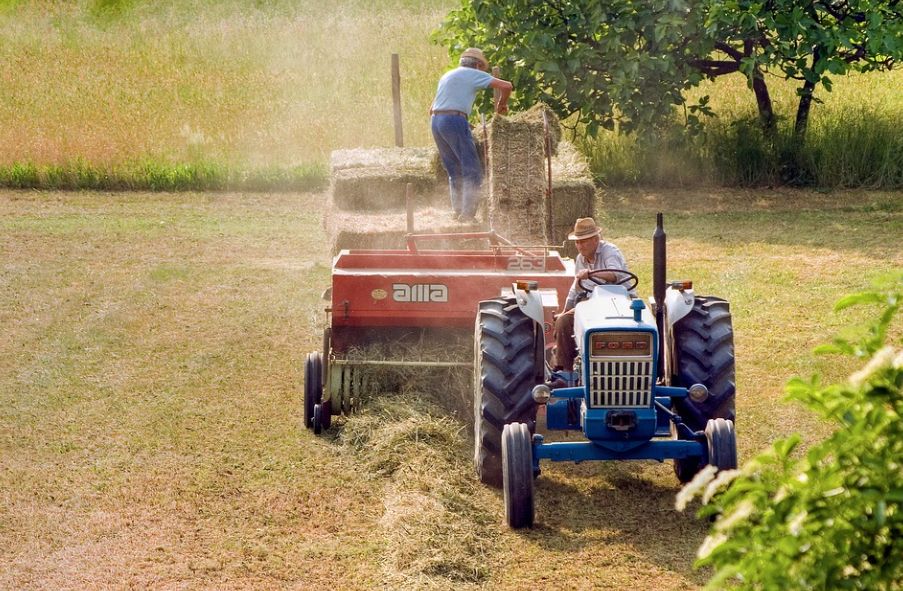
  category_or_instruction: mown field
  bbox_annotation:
[1,0,902,188]
[2,188,900,589]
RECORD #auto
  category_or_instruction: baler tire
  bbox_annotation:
[474,296,541,488]
[705,418,737,471]
[502,422,534,529]
[673,296,736,432]
[312,403,323,435]
[304,352,323,430]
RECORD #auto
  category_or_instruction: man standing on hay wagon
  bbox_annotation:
[553,217,636,373]
[430,47,512,223]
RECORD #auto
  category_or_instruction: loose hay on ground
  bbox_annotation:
[338,390,500,588]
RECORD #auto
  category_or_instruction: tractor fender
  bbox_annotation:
[512,283,545,327]
[664,286,695,328]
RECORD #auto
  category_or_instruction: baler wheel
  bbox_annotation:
[502,422,534,529]
[474,296,541,488]
[673,296,736,431]
[705,418,737,471]
[304,352,323,430]
[312,403,323,435]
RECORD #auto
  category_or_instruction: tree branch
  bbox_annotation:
[688,59,741,76]
[714,41,745,61]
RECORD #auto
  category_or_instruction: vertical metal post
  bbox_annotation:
[392,53,403,147]
[405,183,414,233]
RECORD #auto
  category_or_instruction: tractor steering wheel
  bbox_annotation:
[577,268,639,295]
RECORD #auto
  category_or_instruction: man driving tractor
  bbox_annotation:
[554,217,636,372]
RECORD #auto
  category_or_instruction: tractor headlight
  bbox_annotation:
[688,383,709,403]
[532,384,551,404]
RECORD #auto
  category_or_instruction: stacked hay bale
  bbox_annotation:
[487,104,559,244]
[324,107,595,256]
[486,104,594,251]
[550,141,597,257]
[330,147,443,210]
[325,147,475,253]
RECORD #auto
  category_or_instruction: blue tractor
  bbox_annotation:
[473,214,737,528]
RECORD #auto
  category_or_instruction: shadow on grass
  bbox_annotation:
[522,462,710,585]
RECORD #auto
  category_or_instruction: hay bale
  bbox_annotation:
[330,147,439,175]
[324,199,487,255]
[487,105,558,244]
[331,167,442,211]
[549,141,597,250]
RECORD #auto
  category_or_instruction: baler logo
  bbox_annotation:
[507,256,546,271]
[392,283,448,303]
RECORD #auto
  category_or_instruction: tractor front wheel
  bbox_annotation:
[474,296,541,488]
[705,418,737,471]
[304,352,323,430]
[502,422,534,529]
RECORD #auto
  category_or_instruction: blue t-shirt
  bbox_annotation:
[431,67,494,114]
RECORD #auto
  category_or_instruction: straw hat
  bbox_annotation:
[568,217,603,240]
[460,48,489,69]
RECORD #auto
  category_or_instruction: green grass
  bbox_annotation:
[1,188,900,589]
[1,1,901,190]
[0,160,328,191]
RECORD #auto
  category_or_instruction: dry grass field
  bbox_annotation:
[2,187,900,589]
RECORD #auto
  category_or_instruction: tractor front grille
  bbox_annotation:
[588,360,653,408]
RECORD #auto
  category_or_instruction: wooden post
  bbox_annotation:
[405,183,414,233]
[392,53,403,147]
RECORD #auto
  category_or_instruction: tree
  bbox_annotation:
[677,272,903,590]
[436,0,903,143]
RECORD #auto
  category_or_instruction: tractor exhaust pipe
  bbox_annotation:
[653,213,666,372]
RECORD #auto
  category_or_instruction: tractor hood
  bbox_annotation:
[574,285,656,355]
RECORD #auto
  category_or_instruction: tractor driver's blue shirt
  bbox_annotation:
[431,67,494,114]
[565,241,635,310]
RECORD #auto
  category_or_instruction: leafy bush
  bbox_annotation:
[678,272,903,590]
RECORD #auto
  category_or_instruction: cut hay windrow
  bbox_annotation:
[487,104,561,245]
[339,392,501,587]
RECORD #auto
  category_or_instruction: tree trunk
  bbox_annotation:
[752,69,776,135]
[794,78,817,143]
[794,48,822,145]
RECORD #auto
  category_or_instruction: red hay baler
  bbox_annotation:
[303,231,575,433]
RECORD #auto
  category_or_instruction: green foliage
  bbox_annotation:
[436,1,903,139]
[678,272,903,590]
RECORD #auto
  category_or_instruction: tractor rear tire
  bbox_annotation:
[304,352,323,430]
[673,296,736,431]
[502,422,534,529]
[474,296,541,488]
[705,418,737,470]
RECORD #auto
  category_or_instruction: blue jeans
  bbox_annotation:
[431,114,482,217]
